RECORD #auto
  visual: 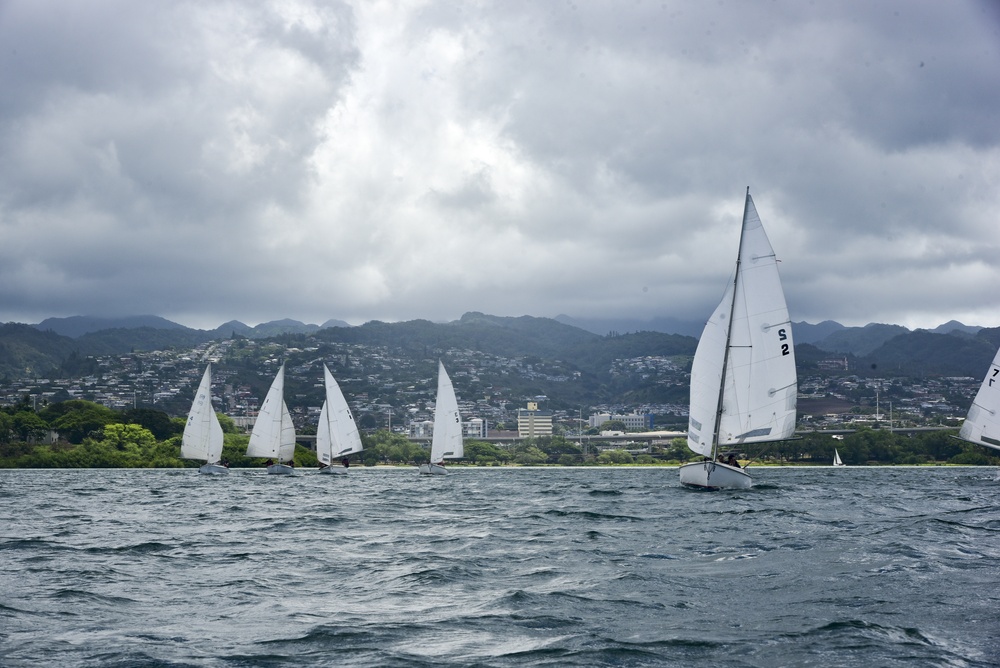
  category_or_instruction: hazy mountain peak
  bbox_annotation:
[34,315,186,338]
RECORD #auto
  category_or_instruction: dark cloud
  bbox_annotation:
[0,0,997,330]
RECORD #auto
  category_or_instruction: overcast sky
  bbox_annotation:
[1,1,998,331]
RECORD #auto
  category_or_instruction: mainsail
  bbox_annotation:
[181,364,224,464]
[316,364,363,465]
[959,346,1000,452]
[429,361,464,463]
[246,363,296,462]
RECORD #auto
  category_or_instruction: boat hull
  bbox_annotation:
[267,464,296,475]
[198,463,229,475]
[418,463,447,475]
[318,465,348,475]
[679,461,752,490]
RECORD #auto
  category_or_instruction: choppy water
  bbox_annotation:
[1,466,998,667]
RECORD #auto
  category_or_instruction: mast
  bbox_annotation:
[709,187,751,461]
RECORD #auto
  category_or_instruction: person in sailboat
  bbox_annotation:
[264,458,274,467]
[341,457,350,468]
[727,453,738,467]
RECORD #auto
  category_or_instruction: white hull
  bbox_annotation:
[679,461,752,489]
[198,463,229,475]
[318,465,348,475]
[267,464,296,475]
[418,463,448,475]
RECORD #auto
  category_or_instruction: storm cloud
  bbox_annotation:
[1,0,998,330]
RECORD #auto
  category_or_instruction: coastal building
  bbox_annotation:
[408,417,488,439]
[517,401,553,438]
[588,412,654,431]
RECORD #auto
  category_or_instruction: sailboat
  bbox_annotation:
[957,345,1000,452]
[680,188,798,489]
[245,363,297,475]
[181,364,229,475]
[833,449,845,466]
[316,364,363,474]
[418,361,464,475]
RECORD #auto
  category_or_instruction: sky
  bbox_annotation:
[1,0,999,332]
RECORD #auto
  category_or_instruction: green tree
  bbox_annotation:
[464,440,507,464]
[100,423,157,452]
[121,408,181,440]
[13,411,49,442]
[216,412,240,434]
[514,445,547,465]
[663,437,692,462]
[600,419,627,432]
[42,400,119,444]
[597,449,634,464]
[534,436,582,462]
[0,412,13,443]
[919,430,964,461]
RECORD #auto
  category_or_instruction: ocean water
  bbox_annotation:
[1,466,998,667]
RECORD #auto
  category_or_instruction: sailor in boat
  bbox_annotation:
[727,453,739,467]
[264,458,274,467]
[341,457,350,468]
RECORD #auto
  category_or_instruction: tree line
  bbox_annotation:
[0,397,997,468]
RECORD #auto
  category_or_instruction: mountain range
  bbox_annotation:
[0,312,996,381]
[34,315,353,340]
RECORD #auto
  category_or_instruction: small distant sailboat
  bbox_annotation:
[317,364,363,475]
[957,345,1000,452]
[833,449,845,466]
[246,363,297,475]
[418,361,464,475]
[680,188,798,489]
[181,364,229,475]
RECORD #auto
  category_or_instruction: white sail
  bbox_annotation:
[833,449,843,466]
[246,363,297,462]
[687,190,797,458]
[959,346,1000,452]
[429,361,463,463]
[687,281,735,458]
[181,364,224,464]
[317,402,332,465]
[316,364,363,465]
